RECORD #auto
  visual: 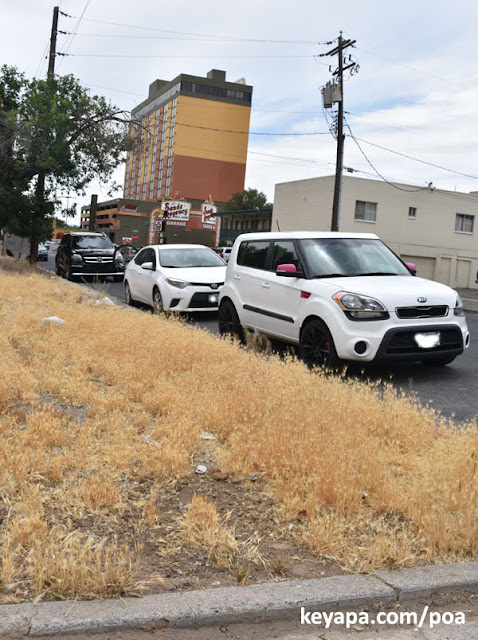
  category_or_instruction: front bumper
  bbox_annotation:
[326,309,470,363]
[164,287,222,312]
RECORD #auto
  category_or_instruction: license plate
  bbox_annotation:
[414,332,441,349]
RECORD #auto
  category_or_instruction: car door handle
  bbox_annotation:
[234,274,241,280]
[262,282,270,289]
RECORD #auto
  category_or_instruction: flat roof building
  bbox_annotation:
[124,69,253,205]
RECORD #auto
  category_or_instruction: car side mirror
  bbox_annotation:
[405,262,417,276]
[276,263,304,277]
[141,261,154,270]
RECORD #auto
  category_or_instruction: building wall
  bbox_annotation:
[272,175,478,288]
[124,71,251,204]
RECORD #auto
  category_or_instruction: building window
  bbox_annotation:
[408,207,417,218]
[455,213,474,233]
[355,200,377,222]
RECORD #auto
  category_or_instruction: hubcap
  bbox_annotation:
[153,291,162,314]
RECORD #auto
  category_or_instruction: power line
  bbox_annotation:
[62,53,313,59]
[352,136,478,182]
[62,14,333,45]
[345,122,429,193]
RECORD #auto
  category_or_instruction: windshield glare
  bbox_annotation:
[72,236,113,250]
[159,248,225,268]
[299,238,411,278]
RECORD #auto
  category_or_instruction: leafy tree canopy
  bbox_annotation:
[0,65,130,261]
[222,188,272,212]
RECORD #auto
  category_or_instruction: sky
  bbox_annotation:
[2,0,478,225]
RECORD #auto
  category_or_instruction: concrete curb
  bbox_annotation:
[1,562,477,636]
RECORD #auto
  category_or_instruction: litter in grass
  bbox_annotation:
[41,315,65,325]
[195,465,208,474]
[94,296,115,306]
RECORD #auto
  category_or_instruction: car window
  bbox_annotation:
[71,235,113,250]
[270,240,300,271]
[134,248,150,266]
[237,241,270,270]
[158,247,225,268]
[299,238,411,277]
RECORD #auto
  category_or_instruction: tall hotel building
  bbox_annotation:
[124,69,253,205]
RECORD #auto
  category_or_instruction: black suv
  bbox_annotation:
[55,232,125,281]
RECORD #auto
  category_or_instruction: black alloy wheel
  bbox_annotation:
[218,299,244,341]
[65,261,75,281]
[299,319,340,370]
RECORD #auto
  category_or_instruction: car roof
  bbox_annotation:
[147,244,214,251]
[234,231,380,241]
[66,232,107,237]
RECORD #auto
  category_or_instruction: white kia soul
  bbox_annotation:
[218,232,470,367]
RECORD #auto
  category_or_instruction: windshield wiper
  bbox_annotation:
[355,272,398,276]
[312,273,350,279]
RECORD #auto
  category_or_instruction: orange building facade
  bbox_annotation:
[124,69,253,205]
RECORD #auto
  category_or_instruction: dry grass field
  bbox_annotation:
[0,258,477,604]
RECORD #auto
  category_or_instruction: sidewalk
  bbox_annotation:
[0,562,477,636]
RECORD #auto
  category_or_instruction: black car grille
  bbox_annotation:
[396,305,448,319]
[385,327,462,355]
[190,282,224,289]
[189,292,220,308]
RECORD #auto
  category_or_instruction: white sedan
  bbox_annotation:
[124,244,227,313]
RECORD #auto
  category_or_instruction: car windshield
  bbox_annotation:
[159,248,225,268]
[71,236,113,250]
[299,238,411,278]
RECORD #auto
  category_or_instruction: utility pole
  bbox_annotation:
[320,33,358,232]
[48,6,59,77]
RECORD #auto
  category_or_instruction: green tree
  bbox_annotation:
[223,188,272,212]
[0,66,130,262]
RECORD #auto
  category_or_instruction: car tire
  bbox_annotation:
[152,287,163,314]
[65,261,75,281]
[299,318,341,370]
[124,281,136,307]
[218,299,244,342]
[421,356,456,366]
[55,261,61,276]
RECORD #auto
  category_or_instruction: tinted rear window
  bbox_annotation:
[237,241,270,269]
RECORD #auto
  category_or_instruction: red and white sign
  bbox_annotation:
[132,232,139,242]
[201,203,217,225]
[122,236,132,243]
[161,200,191,222]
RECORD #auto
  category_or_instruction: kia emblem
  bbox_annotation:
[417,297,427,303]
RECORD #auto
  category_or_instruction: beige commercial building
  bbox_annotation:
[273,175,478,289]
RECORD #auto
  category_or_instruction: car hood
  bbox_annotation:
[311,275,458,310]
[162,266,226,283]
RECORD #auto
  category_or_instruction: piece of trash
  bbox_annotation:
[144,434,161,447]
[200,432,215,440]
[195,465,207,474]
[361,491,369,499]
[250,475,260,482]
[41,316,65,325]
[94,296,114,306]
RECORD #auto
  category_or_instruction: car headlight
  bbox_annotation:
[454,293,465,316]
[166,278,191,289]
[115,252,125,265]
[71,253,83,265]
[332,292,389,320]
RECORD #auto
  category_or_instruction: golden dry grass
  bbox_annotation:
[0,258,477,601]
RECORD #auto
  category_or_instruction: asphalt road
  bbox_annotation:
[42,252,478,426]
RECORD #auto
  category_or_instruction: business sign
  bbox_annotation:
[201,203,217,225]
[161,200,191,222]
[122,236,132,243]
